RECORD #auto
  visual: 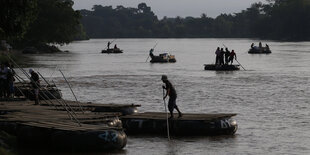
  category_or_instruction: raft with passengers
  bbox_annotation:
[204,47,242,71]
[148,48,176,63]
[248,42,271,54]
[101,40,123,54]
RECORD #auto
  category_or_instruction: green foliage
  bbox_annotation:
[80,1,310,40]
[24,0,81,45]
[0,0,37,41]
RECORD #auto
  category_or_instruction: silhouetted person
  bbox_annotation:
[107,41,111,49]
[219,48,225,65]
[259,42,262,48]
[251,43,254,48]
[29,69,40,105]
[162,75,182,119]
[225,48,231,65]
[149,48,154,58]
[229,50,237,65]
[114,44,118,49]
[215,47,221,65]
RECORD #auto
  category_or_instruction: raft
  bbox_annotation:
[204,64,240,71]
[150,53,176,63]
[121,112,238,136]
[0,100,128,151]
[248,47,271,54]
[101,48,123,54]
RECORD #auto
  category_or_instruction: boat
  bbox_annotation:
[101,48,123,54]
[150,53,176,63]
[248,47,271,54]
[204,64,240,71]
[121,112,238,136]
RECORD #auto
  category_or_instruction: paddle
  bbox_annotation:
[162,86,171,141]
[235,59,246,71]
[145,43,158,62]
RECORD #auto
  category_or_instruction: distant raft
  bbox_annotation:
[248,47,271,54]
[204,64,240,71]
[101,48,123,54]
[150,53,176,63]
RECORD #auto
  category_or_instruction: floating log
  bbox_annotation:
[121,112,238,136]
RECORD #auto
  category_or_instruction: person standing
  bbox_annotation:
[0,63,9,98]
[229,50,237,65]
[162,75,182,119]
[29,69,40,105]
[215,47,221,65]
[224,48,231,65]
[107,41,111,49]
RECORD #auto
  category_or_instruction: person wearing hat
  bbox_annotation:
[29,69,40,105]
[162,75,182,119]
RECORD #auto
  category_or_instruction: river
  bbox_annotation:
[18,39,310,154]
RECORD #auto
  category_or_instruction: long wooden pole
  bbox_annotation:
[163,88,171,141]
[59,69,84,113]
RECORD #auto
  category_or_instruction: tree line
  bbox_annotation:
[1,0,310,51]
[80,0,310,41]
[0,0,87,52]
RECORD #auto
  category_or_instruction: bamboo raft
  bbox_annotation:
[121,112,238,136]
[0,100,128,151]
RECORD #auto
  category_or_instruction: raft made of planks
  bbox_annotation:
[0,100,128,151]
[121,112,238,136]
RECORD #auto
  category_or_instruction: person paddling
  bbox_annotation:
[162,75,182,119]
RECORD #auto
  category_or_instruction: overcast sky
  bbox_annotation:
[72,0,265,18]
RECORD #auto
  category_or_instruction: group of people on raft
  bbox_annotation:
[215,47,237,65]
[107,41,118,50]
[251,42,269,51]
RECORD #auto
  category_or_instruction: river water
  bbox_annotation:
[18,39,310,154]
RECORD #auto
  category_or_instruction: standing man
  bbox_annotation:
[162,75,182,119]
[107,41,111,49]
[229,50,237,65]
[29,69,40,105]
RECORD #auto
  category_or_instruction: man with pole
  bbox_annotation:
[29,69,40,105]
[162,75,182,119]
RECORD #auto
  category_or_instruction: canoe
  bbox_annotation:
[204,64,240,71]
[101,48,123,54]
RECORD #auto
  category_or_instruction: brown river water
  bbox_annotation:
[17,38,310,154]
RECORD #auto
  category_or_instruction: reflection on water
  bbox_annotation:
[16,39,310,154]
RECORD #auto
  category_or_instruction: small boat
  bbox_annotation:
[150,53,176,63]
[248,47,271,54]
[204,64,240,71]
[101,48,123,54]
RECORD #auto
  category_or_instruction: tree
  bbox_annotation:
[24,0,81,45]
[0,0,37,42]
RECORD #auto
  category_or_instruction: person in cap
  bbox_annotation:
[162,75,182,119]
[29,69,40,105]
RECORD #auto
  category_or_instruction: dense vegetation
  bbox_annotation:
[80,0,310,41]
[0,0,87,52]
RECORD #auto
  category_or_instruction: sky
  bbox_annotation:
[72,0,265,18]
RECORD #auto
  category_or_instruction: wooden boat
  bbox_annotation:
[248,47,271,54]
[121,112,238,136]
[204,64,240,71]
[101,48,123,54]
[150,53,176,63]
